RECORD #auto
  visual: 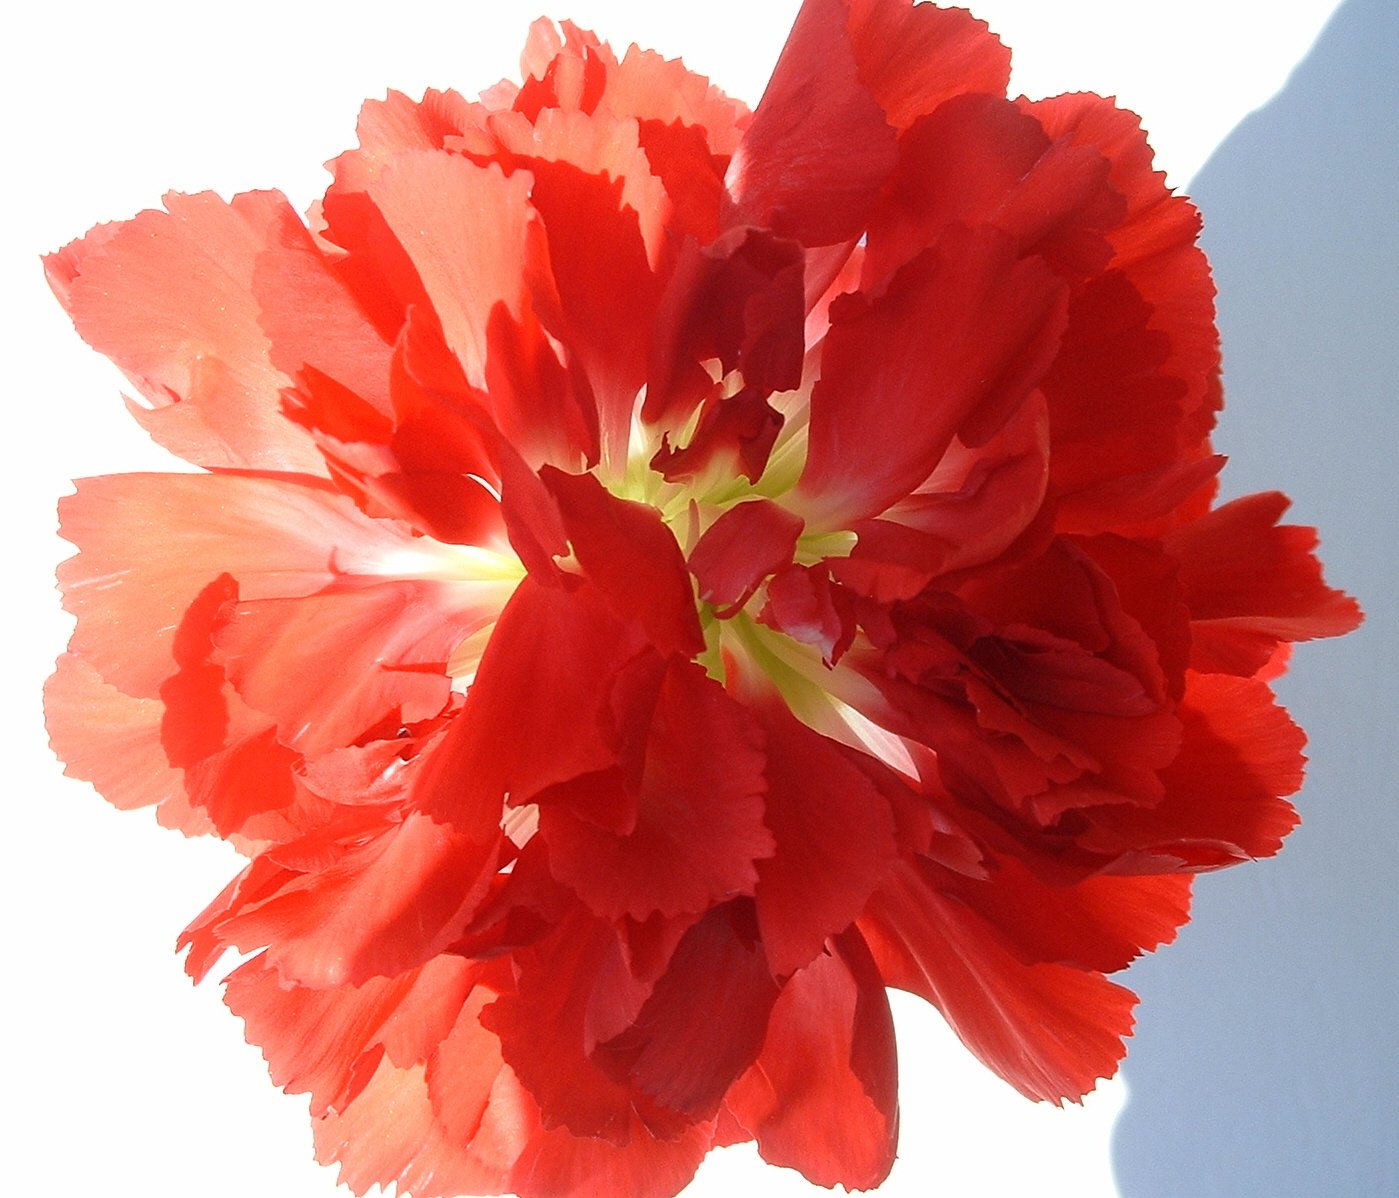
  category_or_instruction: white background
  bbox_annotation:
[5,3,1390,1196]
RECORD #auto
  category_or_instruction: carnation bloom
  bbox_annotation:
[47,3,1359,1196]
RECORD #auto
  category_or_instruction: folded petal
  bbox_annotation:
[217,812,499,986]
[542,468,704,657]
[216,578,512,756]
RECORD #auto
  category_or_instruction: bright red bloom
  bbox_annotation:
[47,4,1359,1196]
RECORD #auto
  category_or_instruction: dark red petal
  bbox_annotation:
[596,902,781,1122]
[1164,492,1362,674]
[542,468,704,657]
[758,563,856,665]
[750,697,897,978]
[645,228,806,426]
[725,0,898,245]
[541,660,773,920]
[688,499,804,613]
[217,812,498,987]
[648,386,784,489]
[729,930,898,1189]
[797,224,1067,528]
[482,907,654,1143]
[44,191,329,474]
[861,858,1136,1102]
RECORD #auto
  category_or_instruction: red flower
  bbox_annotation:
[46,4,1359,1195]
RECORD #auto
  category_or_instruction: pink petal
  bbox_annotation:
[57,472,427,698]
[45,191,330,474]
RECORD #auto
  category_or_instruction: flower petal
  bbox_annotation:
[750,696,897,978]
[57,472,429,698]
[797,223,1067,528]
[725,0,897,246]
[45,191,330,474]
[217,811,499,987]
[728,930,898,1190]
[1165,492,1362,675]
[540,659,773,920]
[861,858,1137,1102]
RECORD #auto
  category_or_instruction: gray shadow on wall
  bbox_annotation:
[1111,1,1399,1195]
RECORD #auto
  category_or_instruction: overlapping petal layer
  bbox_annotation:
[47,3,1358,1196]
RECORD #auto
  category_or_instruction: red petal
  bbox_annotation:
[1081,672,1307,870]
[512,1113,715,1198]
[645,228,806,426]
[542,468,704,657]
[844,0,1011,132]
[482,907,654,1143]
[225,952,476,1118]
[414,576,643,832]
[757,563,856,665]
[750,697,897,978]
[861,858,1136,1102]
[726,0,898,245]
[797,224,1067,528]
[729,930,898,1189]
[218,812,498,986]
[864,94,1120,288]
[1165,492,1362,675]
[524,159,660,466]
[216,578,509,756]
[596,902,781,1122]
[540,659,773,920]
[688,498,804,613]
[947,856,1192,973]
[45,191,329,474]
[1026,94,1223,533]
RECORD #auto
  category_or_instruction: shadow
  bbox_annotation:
[1112,1,1399,1195]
